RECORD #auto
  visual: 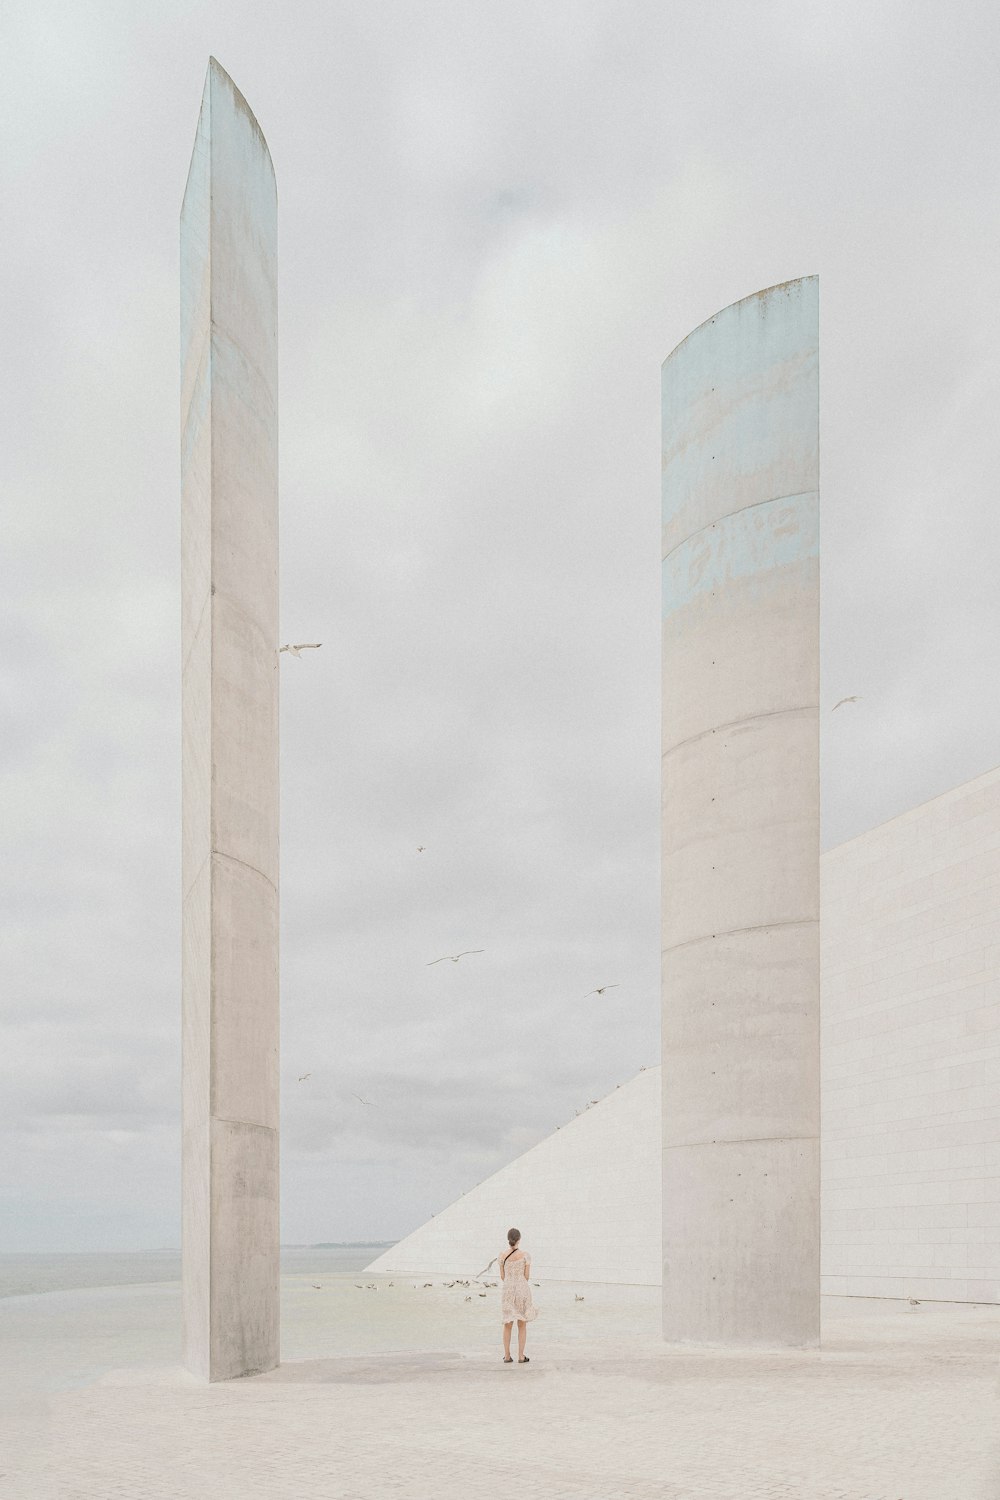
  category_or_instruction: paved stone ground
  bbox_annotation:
[5,1297,999,1499]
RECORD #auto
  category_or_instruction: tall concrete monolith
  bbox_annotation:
[181,58,279,1381]
[660,278,820,1346]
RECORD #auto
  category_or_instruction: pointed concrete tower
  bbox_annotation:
[180,59,279,1381]
[661,278,820,1346]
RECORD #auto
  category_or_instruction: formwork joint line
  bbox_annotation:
[662,918,816,955]
[662,705,817,759]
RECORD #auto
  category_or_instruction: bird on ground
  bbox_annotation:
[297,1073,311,1083]
[354,1284,364,1290]
[908,1297,921,1306]
[423,1283,433,1288]
[416,846,426,853]
[589,1100,599,1106]
[312,1285,322,1290]
[464,1295,472,1302]
[352,1093,378,1106]
[832,695,861,711]
[278,642,322,658]
[478,1291,486,1298]
[427,950,484,966]
[575,1295,585,1302]
[583,985,619,998]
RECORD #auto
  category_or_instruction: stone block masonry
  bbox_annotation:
[822,765,1000,1303]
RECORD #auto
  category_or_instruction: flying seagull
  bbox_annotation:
[583,985,619,998]
[352,1093,378,1107]
[831,695,861,711]
[279,642,322,657]
[297,1073,311,1083]
[416,846,426,853]
[426,950,485,966]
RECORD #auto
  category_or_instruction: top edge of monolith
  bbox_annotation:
[661,275,817,370]
[207,56,275,174]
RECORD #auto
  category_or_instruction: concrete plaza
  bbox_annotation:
[6,1278,998,1499]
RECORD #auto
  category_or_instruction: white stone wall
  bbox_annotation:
[821,766,1000,1303]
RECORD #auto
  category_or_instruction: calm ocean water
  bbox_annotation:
[0,1246,393,1299]
[0,1245,398,1399]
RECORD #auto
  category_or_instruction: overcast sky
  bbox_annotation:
[3,0,999,1252]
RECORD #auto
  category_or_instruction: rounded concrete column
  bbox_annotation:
[660,278,820,1346]
[181,58,279,1381]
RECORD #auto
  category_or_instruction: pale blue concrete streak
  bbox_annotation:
[661,489,818,618]
[661,277,819,545]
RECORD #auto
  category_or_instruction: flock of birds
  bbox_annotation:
[307,1276,573,1303]
[280,645,863,1218]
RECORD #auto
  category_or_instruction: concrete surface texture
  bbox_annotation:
[9,1294,999,1500]
[180,57,280,1381]
[367,1066,661,1283]
[822,763,1000,1303]
[660,277,820,1345]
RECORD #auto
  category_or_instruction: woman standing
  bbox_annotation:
[499,1226,537,1363]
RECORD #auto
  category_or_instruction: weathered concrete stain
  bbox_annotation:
[662,490,818,616]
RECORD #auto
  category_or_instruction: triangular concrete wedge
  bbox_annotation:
[366,1067,661,1284]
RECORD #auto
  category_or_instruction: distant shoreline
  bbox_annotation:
[0,1242,397,1258]
[0,1245,399,1300]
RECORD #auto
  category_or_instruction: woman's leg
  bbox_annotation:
[517,1319,527,1360]
[502,1321,512,1359]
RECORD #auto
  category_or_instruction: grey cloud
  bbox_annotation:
[2,0,998,1248]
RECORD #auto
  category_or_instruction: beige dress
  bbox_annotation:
[500,1250,538,1324]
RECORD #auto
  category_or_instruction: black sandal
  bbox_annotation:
[503,1355,513,1362]
[518,1356,529,1363]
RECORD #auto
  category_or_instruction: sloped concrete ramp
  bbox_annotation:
[366,1067,661,1284]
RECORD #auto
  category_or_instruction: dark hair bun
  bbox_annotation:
[507,1227,521,1245]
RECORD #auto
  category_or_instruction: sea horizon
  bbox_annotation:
[0,1244,398,1300]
